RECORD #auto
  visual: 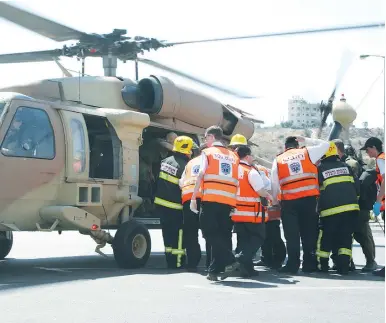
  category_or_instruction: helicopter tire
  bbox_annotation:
[0,231,13,260]
[112,220,151,269]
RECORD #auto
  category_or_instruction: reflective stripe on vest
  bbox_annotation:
[159,171,179,185]
[231,163,267,223]
[276,148,319,200]
[319,203,359,217]
[181,157,202,203]
[320,175,354,190]
[154,197,183,210]
[376,152,385,211]
[201,146,239,207]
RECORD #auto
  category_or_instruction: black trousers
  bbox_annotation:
[182,201,202,269]
[234,222,265,270]
[281,196,319,270]
[200,201,235,274]
[261,220,287,268]
[353,210,376,264]
[331,210,376,265]
[157,205,185,269]
[317,211,357,272]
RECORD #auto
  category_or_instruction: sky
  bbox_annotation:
[0,0,385,128]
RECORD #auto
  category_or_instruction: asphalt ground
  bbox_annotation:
[0,221,384,323]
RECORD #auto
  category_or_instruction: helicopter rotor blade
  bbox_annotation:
[316,49,355,138]
[137,58,258,99]
[166,23,384,46]
[0,2,88,42]
[0,49,63,64]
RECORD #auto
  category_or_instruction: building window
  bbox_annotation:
[70,119,86,173]
[1,106,55,159]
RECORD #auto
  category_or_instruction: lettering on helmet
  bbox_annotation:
[213,153,236,164]
[322,167,349,179]
[161,162,178,176]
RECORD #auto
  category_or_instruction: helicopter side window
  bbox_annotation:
[1,106,55,160]
[70,119,86,173]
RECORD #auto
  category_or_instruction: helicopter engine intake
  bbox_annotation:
[123,75,223,129]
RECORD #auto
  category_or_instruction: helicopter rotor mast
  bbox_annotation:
[0,2,384,98]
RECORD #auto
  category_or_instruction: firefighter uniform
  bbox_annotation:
[271,136,329,273]
[180,156,202,270]
[232,159,268,277]
[154,136,193,269]
[198,142,240,278]
[316,142,360,274]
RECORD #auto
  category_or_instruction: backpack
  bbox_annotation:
[358,169,378,210]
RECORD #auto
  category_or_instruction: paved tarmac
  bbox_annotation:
[0,221,384,323]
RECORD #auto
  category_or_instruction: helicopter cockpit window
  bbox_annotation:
[70,119,86,173]
[1,106,55,159]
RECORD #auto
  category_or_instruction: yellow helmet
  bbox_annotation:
[323,141,338,158]
[229,134,247,146]
[173,136,194,155]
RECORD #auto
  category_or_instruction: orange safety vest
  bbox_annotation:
[276,148,319,201]
[181,156,202,204]
[201,145,239,207]
[232,162,267,223]
[376,152,385,211]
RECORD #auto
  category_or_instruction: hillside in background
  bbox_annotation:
[250,125,384,167]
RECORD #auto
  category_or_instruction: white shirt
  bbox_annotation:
[256,168,271,190]
[271,138,330,203]
[240,160,265,192]
[377,157,385,176]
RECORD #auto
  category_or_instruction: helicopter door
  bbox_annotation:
[0,99,65,207]
[59,110,90,182]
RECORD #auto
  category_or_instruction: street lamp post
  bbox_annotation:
[360,54,386,135]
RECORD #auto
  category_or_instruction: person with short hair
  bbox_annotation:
[360,137,385,277]
[191,125,240,281]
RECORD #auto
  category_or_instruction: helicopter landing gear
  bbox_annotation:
[112,220,151,269]
[0,231,13,260]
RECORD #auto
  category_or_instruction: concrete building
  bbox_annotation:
[288,96,320,128]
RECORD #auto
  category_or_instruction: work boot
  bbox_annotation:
[373,267,385,278]
[362,261,378,272]
[206,272,219,281]
[337,267,349,275]
[220,261,240,280]
[253,260,266,267]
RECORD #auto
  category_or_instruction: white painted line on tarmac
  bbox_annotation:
[34,267,72,273]
[184,284,384,293]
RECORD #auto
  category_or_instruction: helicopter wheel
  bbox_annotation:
[0,231,13,260]
[112,220,151,269]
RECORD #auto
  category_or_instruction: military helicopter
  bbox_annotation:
[0,2,383,268]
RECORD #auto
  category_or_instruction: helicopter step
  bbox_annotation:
[38,206,101,231]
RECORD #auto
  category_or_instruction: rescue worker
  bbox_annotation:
[232,145,273,277]
[179,143,204,271]
[190,125,240,281]
[333,139,362,177]
[360,137,385,277]
[271,135,330,274]
[228,134,271,255]
[316,142,360,275]
[333,139,377,271]
[154,136,194,269]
